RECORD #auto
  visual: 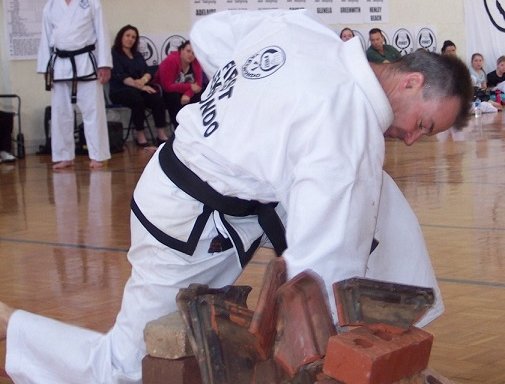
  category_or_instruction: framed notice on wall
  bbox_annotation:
[3,0,46,60]
[190,0,389,26]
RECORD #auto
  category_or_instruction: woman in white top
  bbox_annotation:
[469,53,487,89]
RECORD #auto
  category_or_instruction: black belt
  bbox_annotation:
[45,44,98,104]
[131,135,287,265]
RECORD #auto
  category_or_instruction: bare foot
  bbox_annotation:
[52,160,74,170]
[0,302,14,340]
[89,160,105,169]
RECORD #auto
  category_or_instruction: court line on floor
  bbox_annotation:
[438,277,505,289]
[0,237,128,253]
[3,237,504,289]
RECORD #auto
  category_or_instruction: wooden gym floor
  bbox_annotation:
[1,112,505,383]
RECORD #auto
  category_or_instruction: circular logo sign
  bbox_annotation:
[484,0,505,32]
[242,46,286,80]
[160,35,187,61]
[393,28,414,56]
[416,28,437,52]
[138,36,159,66]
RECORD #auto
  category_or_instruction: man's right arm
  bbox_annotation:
[36,7,51,73]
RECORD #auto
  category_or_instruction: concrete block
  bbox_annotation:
[144,311,194,359]
[323,323,433,384]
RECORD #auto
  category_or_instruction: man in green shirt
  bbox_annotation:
[366,28,402,63]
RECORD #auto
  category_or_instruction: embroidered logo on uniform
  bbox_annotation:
[242,46,286,80]
[79,0,90,9]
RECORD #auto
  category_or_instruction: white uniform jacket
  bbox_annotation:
[135,9,392,314]
[36,0,112,80]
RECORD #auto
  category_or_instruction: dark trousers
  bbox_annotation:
[163,92,202,129]
[110,88,167,131]
[0,111,14,152]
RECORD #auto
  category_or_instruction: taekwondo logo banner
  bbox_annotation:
[392,28,414,56]
[242,46,286,79]
[138,36,160,66]
[464,0,505,72]
[161,35,187,61]
[416,27,436,53]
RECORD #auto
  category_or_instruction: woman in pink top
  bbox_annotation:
[154,41,204,129]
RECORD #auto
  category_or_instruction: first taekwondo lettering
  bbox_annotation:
[200,60,238,137]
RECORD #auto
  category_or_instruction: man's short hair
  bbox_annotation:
[369,28,383,36]
[497,55,505,65]
[392,50,473,129]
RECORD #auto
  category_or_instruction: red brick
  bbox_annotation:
[249,258,287,359]
[274,271,336,377]
[142,355,202,384]
[323,324,433,384]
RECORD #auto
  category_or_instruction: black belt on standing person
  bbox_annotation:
[130,135,287,267]
[45,44,98,104]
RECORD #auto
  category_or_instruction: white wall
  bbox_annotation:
[0,0,466,154]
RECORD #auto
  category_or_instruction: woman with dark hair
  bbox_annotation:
[154,41,204,129]
[441,40,457,56]
[109,25,169,146]
[339,27,354,42]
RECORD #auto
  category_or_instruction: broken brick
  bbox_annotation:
[323,323,433,384]
[142,355,202,384]
[274,271,336,377]
[249,257,287,359]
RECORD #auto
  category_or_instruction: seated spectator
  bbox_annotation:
[366,28,401,63]
[339,27,354,42]
[154,41,203,129]
[441,40,457,56]
[469,53,487,89]
[0,111,16,163]
[468,53,502,109]
[487,55,505,90]
[109,25,169,147]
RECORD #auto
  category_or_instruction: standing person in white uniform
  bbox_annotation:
[37,0,112,170]
[0,9,473,384]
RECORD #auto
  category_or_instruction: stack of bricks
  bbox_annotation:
[142,258,446,384]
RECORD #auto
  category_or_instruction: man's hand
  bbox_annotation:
[98,67,111,84]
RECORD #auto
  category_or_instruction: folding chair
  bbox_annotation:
[103,83,156,144]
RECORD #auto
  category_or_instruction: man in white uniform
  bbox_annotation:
[37,0,112,170]
[0,9,472,384]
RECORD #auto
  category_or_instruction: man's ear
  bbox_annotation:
[404,72,425,90]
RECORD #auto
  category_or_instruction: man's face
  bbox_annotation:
[370,32,384,50]
[384,89,461,146]
[497,60,505,75]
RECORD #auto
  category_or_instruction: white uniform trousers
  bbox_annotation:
[51,81,111,162]
[5,171,442,383]
[366,172,444,327]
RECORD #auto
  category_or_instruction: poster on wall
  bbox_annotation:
[3,0,46,60]
[190,0,389,25]
[138,34,188,67]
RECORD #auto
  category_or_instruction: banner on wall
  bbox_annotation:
[138,34,188,66]
[464,0,505,73]
[3,0,46,60]
[190,0,389,25]
[348,26,438,54]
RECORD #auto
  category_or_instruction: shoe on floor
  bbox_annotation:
[0,151,16,163]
